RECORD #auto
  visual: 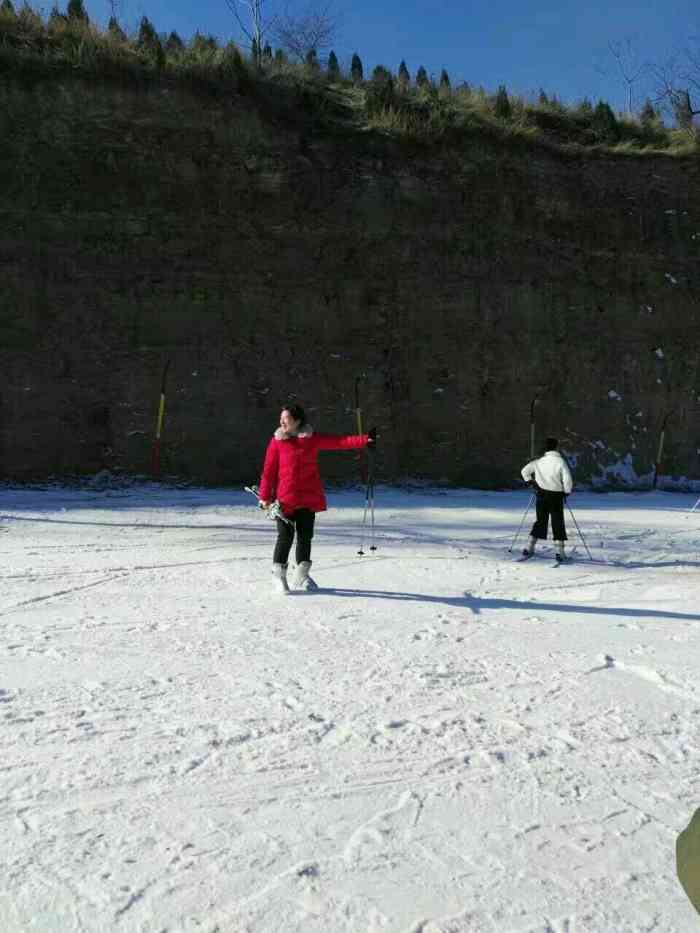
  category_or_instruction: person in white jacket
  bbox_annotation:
[520,437,573,561]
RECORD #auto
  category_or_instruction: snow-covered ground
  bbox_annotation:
[1,484,699,933]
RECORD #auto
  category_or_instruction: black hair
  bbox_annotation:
[544,436,559,451]
[282,403,306,425]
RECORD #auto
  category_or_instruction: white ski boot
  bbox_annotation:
[272,563,290,594]
[293,560,318,591]
[521,536,537,558]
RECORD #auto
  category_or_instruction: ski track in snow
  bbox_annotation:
[0,486,699,932]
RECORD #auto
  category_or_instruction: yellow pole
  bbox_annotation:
[152,360,171,476]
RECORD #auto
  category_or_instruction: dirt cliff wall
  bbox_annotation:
[1,77,699,486]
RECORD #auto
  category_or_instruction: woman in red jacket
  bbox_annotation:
[258,403,373,593]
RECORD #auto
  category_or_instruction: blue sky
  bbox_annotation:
[84,0,697,112]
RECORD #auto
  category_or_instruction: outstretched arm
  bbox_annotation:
[314,433,369,452]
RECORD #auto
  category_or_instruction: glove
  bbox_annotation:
[367,427,378,448]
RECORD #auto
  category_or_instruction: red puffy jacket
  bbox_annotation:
[259,426,368,515]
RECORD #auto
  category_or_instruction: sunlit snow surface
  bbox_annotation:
[1,485,699,933]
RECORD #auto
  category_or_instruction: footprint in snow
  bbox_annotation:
[413,627,449,641]
[586,654,616,674]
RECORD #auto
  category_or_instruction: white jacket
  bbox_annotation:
[521,450,573,494]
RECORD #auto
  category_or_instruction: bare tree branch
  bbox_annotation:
[272,1,339,63]
[652,41,700,127]
[223,0,279,66]
[107,0,122,23]
[595,37,650,114]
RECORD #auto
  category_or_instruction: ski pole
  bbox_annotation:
[368,448,377,552]
[358,478,370,555]
[508,493,534,552]
[355,375,376,554]
[358,454,378,555]
[354,375,368,486]
[244,485,293,525]
[566,501,593,561]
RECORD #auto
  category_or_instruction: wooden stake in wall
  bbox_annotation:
[529,397,539,459]
[152,359,171,477]
[652,409,673,489]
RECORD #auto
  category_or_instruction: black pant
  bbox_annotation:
[530,490,567,541]
[273,509,316,565]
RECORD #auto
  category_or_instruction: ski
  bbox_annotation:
[514,551,573,565]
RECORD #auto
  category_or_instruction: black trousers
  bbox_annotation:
[273,508,316,565]
[530,490,567,541]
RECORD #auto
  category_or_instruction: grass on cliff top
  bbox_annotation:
[1,2,697,157]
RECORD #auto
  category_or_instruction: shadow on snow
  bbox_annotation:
[314,588,700,623]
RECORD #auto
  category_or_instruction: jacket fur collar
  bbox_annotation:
[274,424,314,441]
